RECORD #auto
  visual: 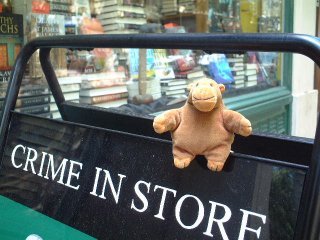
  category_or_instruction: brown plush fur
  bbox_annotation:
[153,78,252,171]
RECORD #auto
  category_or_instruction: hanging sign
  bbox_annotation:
[0,112,306,239]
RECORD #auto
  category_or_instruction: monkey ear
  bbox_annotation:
[218,84,225,93]
[187,82,195,91]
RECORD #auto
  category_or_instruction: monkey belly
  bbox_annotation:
[172,124,234,156]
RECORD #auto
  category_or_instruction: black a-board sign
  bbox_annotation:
[0,112,306,240]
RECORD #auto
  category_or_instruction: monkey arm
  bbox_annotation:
[222,109,252,136]
[153,109,181,134]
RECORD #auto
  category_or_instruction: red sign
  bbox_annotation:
[32,0,50,14]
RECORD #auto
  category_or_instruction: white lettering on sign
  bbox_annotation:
[90,167,126,204]
[203,201,232,239]
[154,185,177,220]
[238,209,266,240]
[175,194,204,230]
[10,144,268,239]
[11,144,83,190]
[131,180,151,213]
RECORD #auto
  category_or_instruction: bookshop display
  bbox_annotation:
[1,0,285,119]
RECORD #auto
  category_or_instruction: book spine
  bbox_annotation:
[49,3,71,12]
[103,23,142,31]
[87,92,128,104]
[47,0,72,5]
[15,95,51,108]
[81,81,126,89]
[15,104,50,115]
[100,11,146,19]
[18,87,50,97]
[0,70,11,82]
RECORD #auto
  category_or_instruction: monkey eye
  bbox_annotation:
[210,83,213,87]
[196,83,199,87]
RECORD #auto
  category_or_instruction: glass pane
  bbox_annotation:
[4,0,289,134]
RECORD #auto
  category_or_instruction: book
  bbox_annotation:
[79,85,128,97]
[230,66,244,72]
[244,69,257,76]
[93,98,128,108]
[102,23,142,31]
[161,84,187,92]
[59,83,80,93]
[227,54,244,64]
[50,99,79,112]
[58,75,82,85]
[233,75,246,81]
[0,95,50,110]
[15,103,50,115]
[28,13,66,79]
[229,62,244,68]
[15,94,51,108]
[99,10,146,20]
[160,79,187,86]
[231,70,245,76]
[245,81,258,87]
[175,67,205,79]
[103,29,139,34]
[173,57,196,72]
[81,71,127,89]
[47,0,73,4]
[95,0,144,8]
[162,88,186,96]
[51,110,61,119]
[232,83,245,89]
[0,13,23,82]
[99,5,145,14]
[49,2,71,13]
[80,91,128,104]
[50,91,79,102]
[0,84,50,98]
[73,0,91,17]
[245,63,257,70]
[246,75,258,82]
[100,17,146,26]
[49,102,58,112]
[155,67,175,80]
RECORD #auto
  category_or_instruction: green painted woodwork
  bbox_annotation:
[225,87,292,134]
[0,195,96,240]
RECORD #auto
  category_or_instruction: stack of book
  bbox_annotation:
[50,75,82,119]
[227,54,245,89]
[178,0,196,14]
[127,78,162,101]
[48,0,74,16]
[161,0,178,16]
[79,71,128,108]
[7,79,51,118]
[244,63,258,87]
[174,66,206,85]
[160,78,187,98]
[95,0,146,34]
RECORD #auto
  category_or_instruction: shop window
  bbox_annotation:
[3,0,288,121]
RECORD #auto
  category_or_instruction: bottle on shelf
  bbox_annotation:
[0,0,4,13]
[3,0,12,13]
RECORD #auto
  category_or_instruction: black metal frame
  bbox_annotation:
[0,33,319,239]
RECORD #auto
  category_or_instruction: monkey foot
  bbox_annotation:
[207,161,225,172]
[174,157,192,169]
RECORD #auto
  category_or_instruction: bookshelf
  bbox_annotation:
[161,0,209,33]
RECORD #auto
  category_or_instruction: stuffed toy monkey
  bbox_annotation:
[153,78,252,171]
